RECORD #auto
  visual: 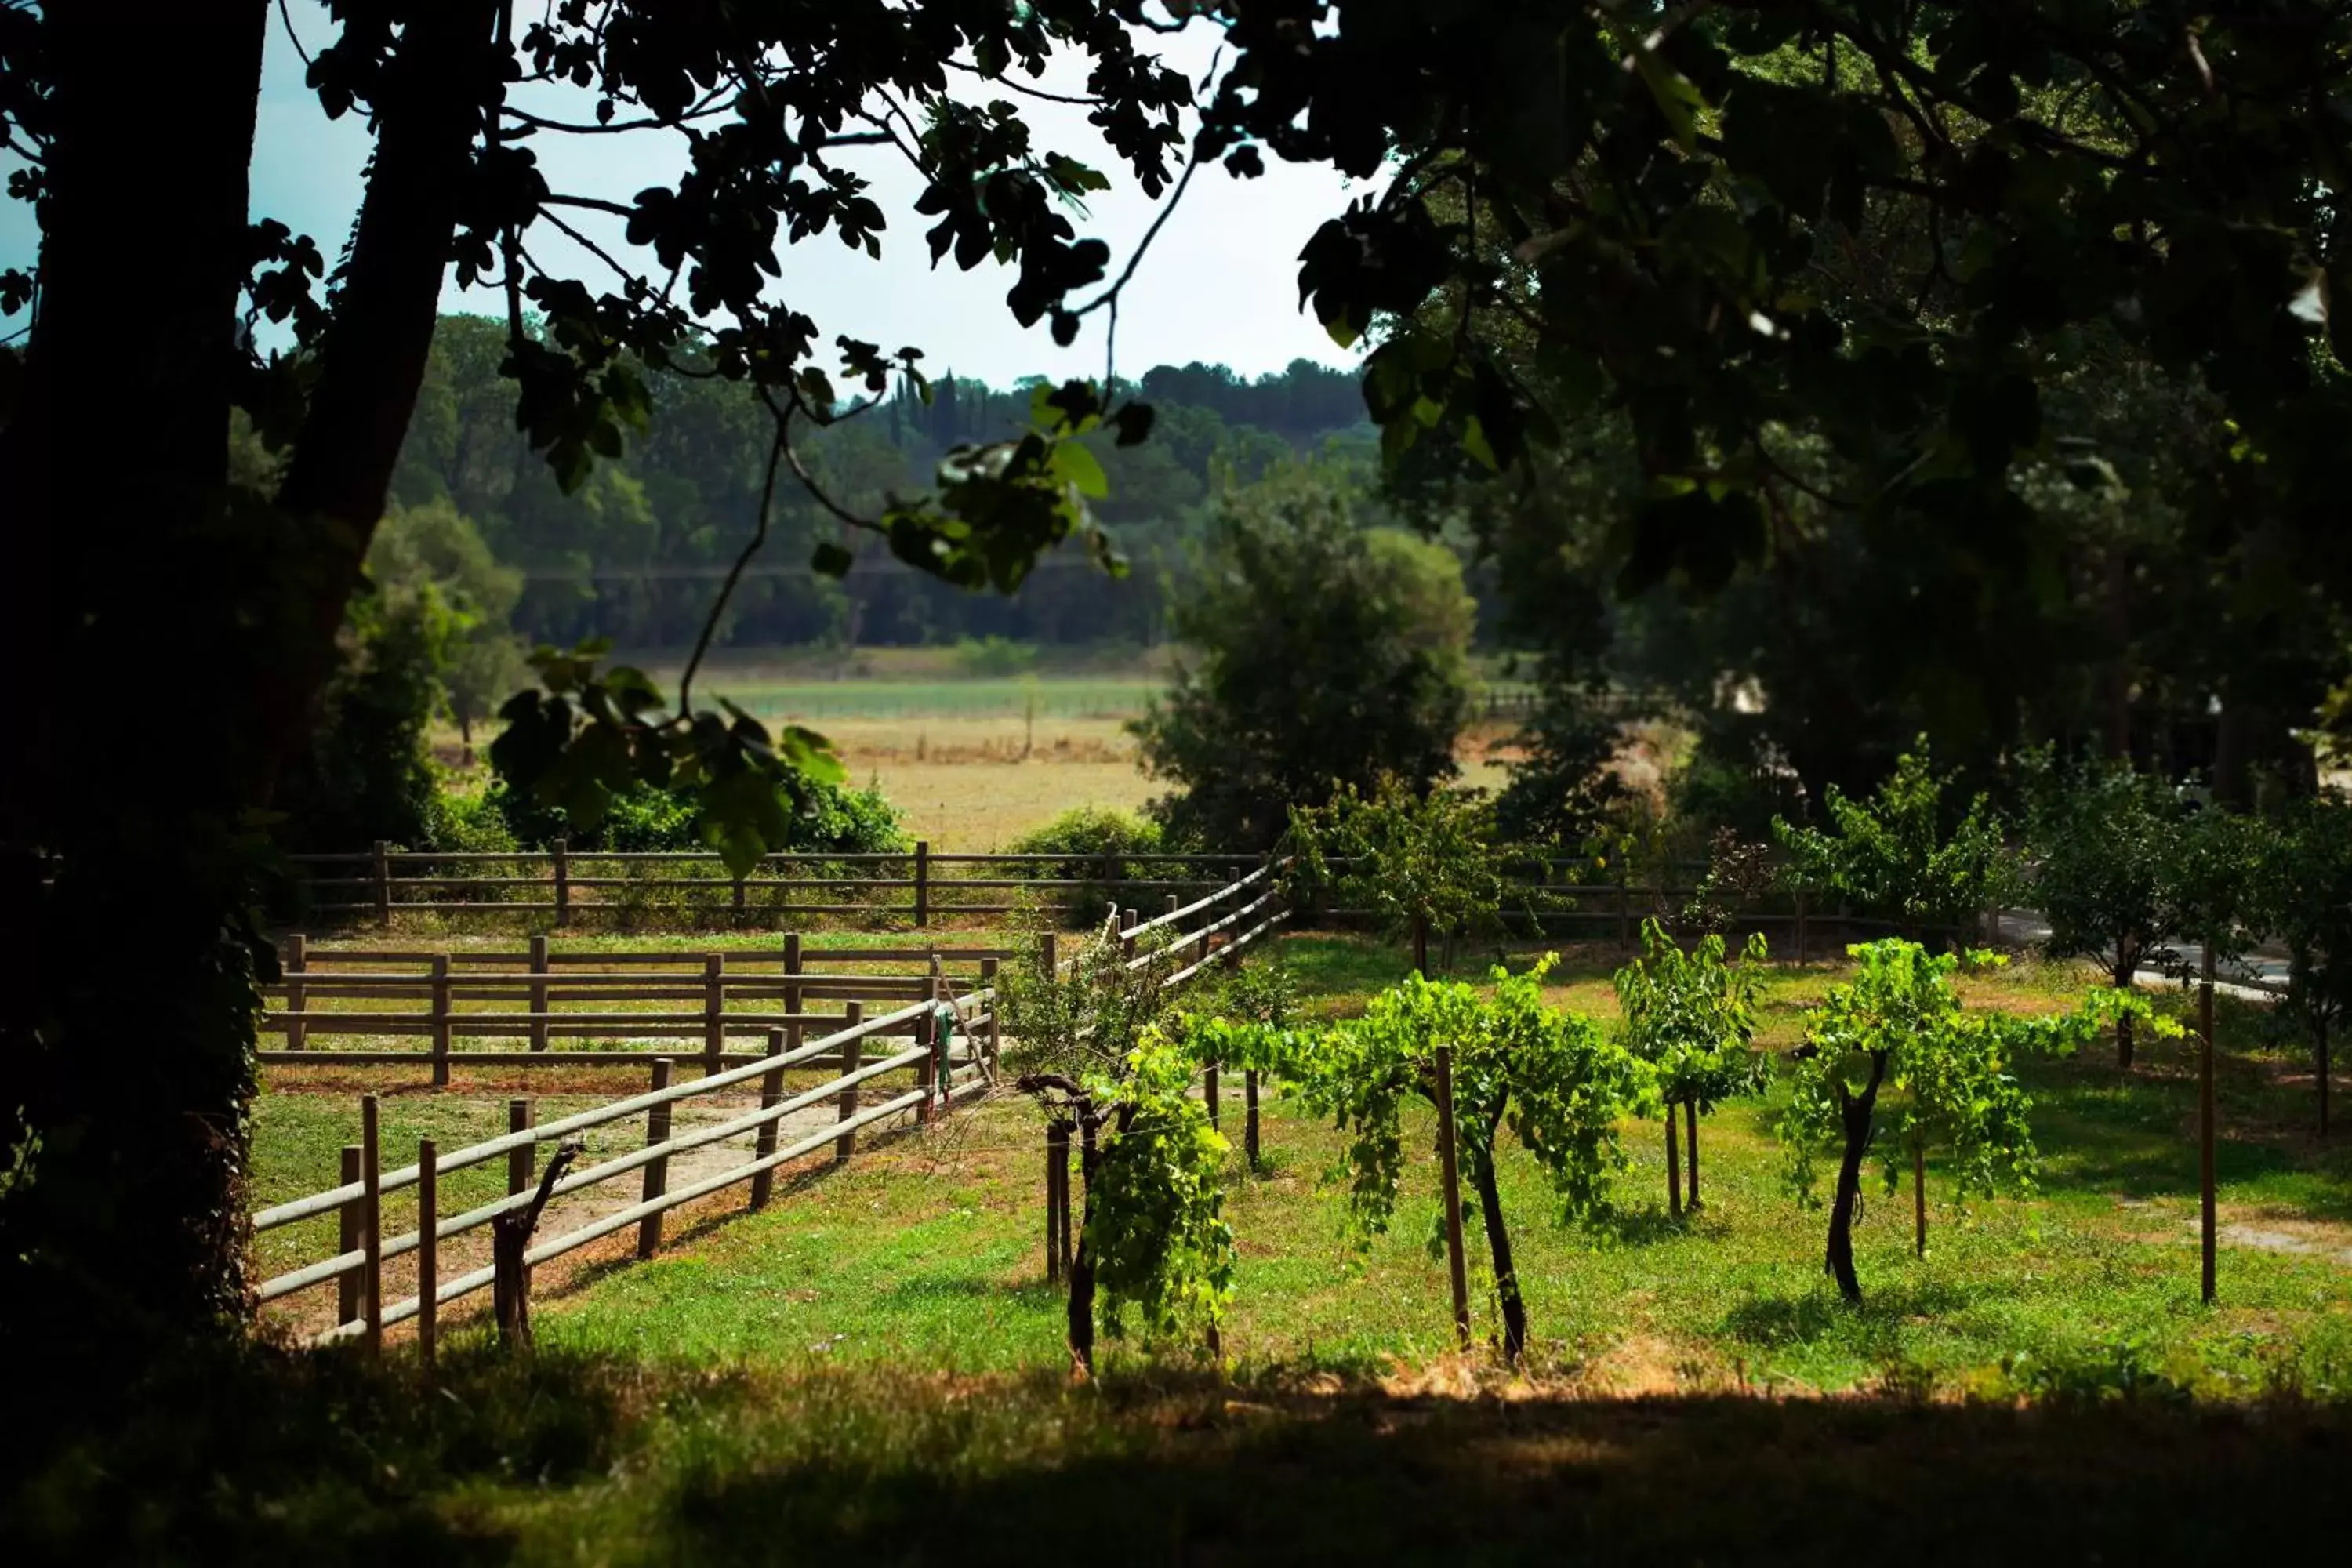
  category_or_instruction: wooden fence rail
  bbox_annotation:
[252,864,1290,1350]
[261,935,1018,1079]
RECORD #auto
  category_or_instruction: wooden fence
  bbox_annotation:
[285,843,1264,927]
[249,863,1288,1349]
[260,934,1013,1080]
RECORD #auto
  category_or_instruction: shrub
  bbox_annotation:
[1132,464,1474,851]
[1773,737,2007,949]
[487,775,907,856]
[1006,806,1171,927]
[953,634,1040,677]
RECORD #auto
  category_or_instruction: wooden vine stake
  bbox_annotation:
[2200,943,2218,1305]
[1432,1044,1472,1349]
[493,1138,580,1352]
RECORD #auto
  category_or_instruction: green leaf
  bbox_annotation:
[1052,440,1109,499]
[1634,49,1705,154]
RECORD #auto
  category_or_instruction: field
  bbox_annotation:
[443,653,1533,848]
[71,931,2343,1560]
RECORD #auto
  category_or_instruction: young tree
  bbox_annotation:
[2020,752,2192,1068]
[1774,739,2009,951]
[1779,941,2166,1301]
[998,916,1231,1372]
[1613,919,1769,1217]
[2256,794,2352,1135]
[1287,773,1503,975]
[1236,959,1644,1363]
[1133,466,1475,850]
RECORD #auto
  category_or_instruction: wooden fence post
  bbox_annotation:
[528,934,550,1051]
[552,837,571,927]
[750,1027,786,1211]
[1040,931,1058,978]
[1120,906,1138,961]
[417,1138,438,1369]
[979,957,1000,1068]
[702,954,725,1076]
[914,1008,937,1127]
[285,932,308,1051]
[1205,1059,1221,1132]
[637,1060,673,1259]
[429,953,452,1087]
[336,1144,363,1327]
[1432,1047,1471,1348]
[361,1094,383,1356]
[507,1099,534,1196]
[834,1002,866,1162]
[913,839,931,927]
[372,840,393,928]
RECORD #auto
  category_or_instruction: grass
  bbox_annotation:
[33,931,2343,1559]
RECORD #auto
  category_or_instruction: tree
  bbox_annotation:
[1227,959,1644,1363]
[367,496,529,753]
[1199,5,2352,689]
[1287,773,1502,975]
[1613,918,1769,1217]
[2255,794,2352,1135]
[998,916,1231,1372]
[1132,464,1475,849]
[0,4,1200,1350]
[1779,940,2164,1301]
[1774,739,2008,949]
[2020,751,2194,1068]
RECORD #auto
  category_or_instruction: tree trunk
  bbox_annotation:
[0,2,272,1353]
[267,2,497,774]
[1824,1053,1887,1304]
[1664,1112,1682,1218]
[2113,942,2140,1069]
[1066,1120,1101,1374]
[2318,1013,2330,1138]
[1683,1097,1702,1210]
[1912,1139,1927,1258]
[1466,1136,1528,1365]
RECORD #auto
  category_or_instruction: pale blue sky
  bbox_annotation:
[2,6,1367,387]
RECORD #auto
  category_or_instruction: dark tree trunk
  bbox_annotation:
[1683,1097,1702,1210]
[0,2,271,1353]
[2318,1013,2331,1138]
[1824,1053,1887,1304]
[1066,1119,1102,1373]
[2113,939,2140,1069]
[1466,1134,1527,1365]
[1664,1112,1682,1217]
[1912,1140,1927,1258]
[267,1,495,773]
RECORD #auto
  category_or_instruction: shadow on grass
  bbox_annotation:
[18,1345,2352,1565]
[641,1367,2352,1566]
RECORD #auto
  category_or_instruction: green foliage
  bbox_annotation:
[1774,739,2008,946]
[1289,774,1504,953]
[2021,751,2192,982]
[953,636,1040,678]
[1004,805,1173,927]
[367,496,528,742]
[2253,793,2352,1074]
[1272,959,1646,1243]
[1613,918,1770,1112]
[1085,1030,1236,1345]
[1777,942,2175,1258]
[1490,694,1626,854]
[273,588,445,855]
[1133,466,1474,850]
[486,769,905,858]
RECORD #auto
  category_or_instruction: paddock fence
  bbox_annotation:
[249,862,1289,1352]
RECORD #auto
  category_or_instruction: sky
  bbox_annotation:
[1,6,1370,387]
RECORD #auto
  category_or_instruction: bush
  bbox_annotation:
[1491,689,1625,851]
[488,774,908,856]
[1132,464,1473,851]
[274,590,445,854]
[954,634,1040,678]
[1773,737,2007,949]
[1006,807,1171,927]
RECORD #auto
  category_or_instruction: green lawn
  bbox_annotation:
[19,933,2347,1561]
